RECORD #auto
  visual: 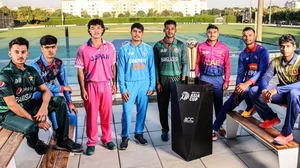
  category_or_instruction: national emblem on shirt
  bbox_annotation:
[292,68,298,76]
[173,48,179,53]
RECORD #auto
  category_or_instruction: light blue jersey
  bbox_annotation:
[117,41,156,138]
[118,41,156,94]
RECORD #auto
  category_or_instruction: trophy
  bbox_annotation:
[186,38,198,84]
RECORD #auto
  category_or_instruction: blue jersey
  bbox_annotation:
[31,55,72,103]
[117,41,156,95]
[236,44,269,86]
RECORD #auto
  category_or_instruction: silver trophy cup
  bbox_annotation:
[186,38,198,79]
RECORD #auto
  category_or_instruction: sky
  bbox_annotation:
[2,0,286,9]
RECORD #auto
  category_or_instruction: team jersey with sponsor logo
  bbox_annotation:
[74,39,116,82]
[0,61,44,113]
[153,38,188,79]
[260,54,300,94]
[195,40,230,85]
[117,41,156,94]
[31,55,72,103]
[236,43,269,86]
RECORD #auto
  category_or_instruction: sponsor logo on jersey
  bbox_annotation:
[248,63,258,71]
[0,81,5,88]
[16,88,22,95]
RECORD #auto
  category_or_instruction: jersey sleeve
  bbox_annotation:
[0,73,14,97]
[75,46,84,69]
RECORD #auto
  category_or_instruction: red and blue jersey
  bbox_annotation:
[236,43,269,86]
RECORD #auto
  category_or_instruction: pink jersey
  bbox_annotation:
[75,39,116,82]
[195,40,230,85]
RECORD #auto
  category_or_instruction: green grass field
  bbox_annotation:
[0,24,299,43]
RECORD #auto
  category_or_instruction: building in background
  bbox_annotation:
[285,0,300,8]
[62,0,208,17]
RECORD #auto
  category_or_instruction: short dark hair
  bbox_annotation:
[164,20,177,28]
[279,34,296,46]
[40,35,57,46]
[131,23,144,32]
[206,24,219,31]
[9,37,29,49]
[87,19,105,35]
[243,27,255,33]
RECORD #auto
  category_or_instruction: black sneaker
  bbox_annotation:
[27,139,50,155]
[161,132,169,142]
[120,137,129,150]
[104,141,116,150]
[55,138,83,153]
[134,134,148,145]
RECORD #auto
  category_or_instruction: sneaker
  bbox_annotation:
[161,132,169,142]
[55,138,83,153]
[86,146,95,156]
[218,125,226,136]
[104,141,116,150]
[28,139,50,155]
[273,133,293,145]
[241,107,256,117]
[259,116,281,129]
[120,137,129,150]
[134,134,148,145]
[212,131,217,141]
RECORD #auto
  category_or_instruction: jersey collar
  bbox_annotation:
[87,38,107,47]
[8,61,28,72]
[40,55,56,66]
[245,43,258,53]
[282,53,297,66]
[163,37,178,45]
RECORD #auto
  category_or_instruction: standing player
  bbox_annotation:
[118,23,155,150]
[75,19,117,155]
[212,27,269,140]
[153,20,188,142]
[195,24,230,135]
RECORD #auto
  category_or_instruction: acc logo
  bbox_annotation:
[254,55,258,59]
[160,48,167,53]
[183,117,194,124]
[16,88,22,95]
[0,81,5,88]
[180,91,190,101]
[202,51,210,55]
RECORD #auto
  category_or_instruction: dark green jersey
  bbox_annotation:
[153,38,188,80]
[0,61,44,113]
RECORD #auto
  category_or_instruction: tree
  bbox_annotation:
[124,11,130,17]
[102,12,111,18]
[0,6,10,15]
[17,6,33,23]
[51,9,62,17]
[111,11,116,18]
[32,8,50,24]
[160,10,170,16]
[81,10,90,18]
[118,13,125,17]
[136,10,146,17]
[147,8,154,17]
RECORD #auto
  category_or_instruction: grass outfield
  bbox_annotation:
[0,24,299,43]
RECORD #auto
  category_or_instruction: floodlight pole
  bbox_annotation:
[61,0,64,25]
[256,0,263,41]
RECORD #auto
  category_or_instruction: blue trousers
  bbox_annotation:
[213,87,253,131]
[199,75,224,118]
[249,86,300,136]
[121,80,149,138]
